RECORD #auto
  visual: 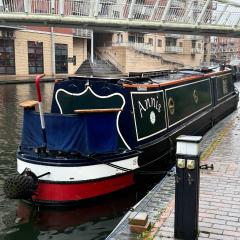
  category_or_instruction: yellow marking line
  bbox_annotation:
[200,121,234,161]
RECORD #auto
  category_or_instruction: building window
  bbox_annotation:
[192,40,196,48]
[137,37,144,43]
[28,41,44,74]
[158,39,162,47]
[128,35,136,43]
[198,43,201,49]
[0,39,15,75]
[179,42,183,47]
[148,38,153,45]
[55,43,68,74]
[73,55,76,66]
[166,38,177,46]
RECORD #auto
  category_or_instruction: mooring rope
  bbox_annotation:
[88,150,173,175]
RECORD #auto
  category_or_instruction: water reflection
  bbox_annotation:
[1,188,139,240]
[0,83,54,236]
[1,183,158,240]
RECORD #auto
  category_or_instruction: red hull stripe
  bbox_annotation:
[33,173,134,202]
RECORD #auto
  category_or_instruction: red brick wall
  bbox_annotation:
[26,26,73,35]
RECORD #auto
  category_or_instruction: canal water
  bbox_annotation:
[0,83,163,240]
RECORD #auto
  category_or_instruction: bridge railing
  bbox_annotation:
[0,0,240,29]
[0,0,25,12]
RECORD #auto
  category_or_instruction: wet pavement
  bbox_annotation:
[108,82,240,240]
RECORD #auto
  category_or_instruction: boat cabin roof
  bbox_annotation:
[65,66,231,89]
[150,70,204,83]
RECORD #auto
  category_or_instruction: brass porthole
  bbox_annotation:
[168,97,175,115]
[193,89,199,104]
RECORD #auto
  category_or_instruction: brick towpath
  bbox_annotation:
[107,82,240,240]
[154,108,240,240]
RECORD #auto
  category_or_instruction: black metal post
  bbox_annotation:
[174,135,202,240]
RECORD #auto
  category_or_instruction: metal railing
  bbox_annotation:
[74,29,92,38]
[165,34,183,38]
[113,41,154,52]
[191,48,202,54]
[0,0,240,35]
[165,46,183,53]
[0,0,25,12]
[113,41,186,55]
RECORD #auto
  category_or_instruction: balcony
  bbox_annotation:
[165,34,183,38]
[112,41,153,52]
[191,48,202,54]
[74,29,92,39]
[165,46,183,53]
[184,35,203,40]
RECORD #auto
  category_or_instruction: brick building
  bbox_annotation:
[95,31,210,74]
[0,25,88,76]
[211,37,240,64]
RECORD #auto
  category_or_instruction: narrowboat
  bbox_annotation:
[4,66,239,205]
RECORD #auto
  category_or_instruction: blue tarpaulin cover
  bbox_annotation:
[21,110,118,156]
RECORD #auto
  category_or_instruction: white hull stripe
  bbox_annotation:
[17,156,139,182]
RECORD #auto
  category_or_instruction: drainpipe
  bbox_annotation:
[51,26,55,76]
[154,33,157,54]
[91,30,94,63]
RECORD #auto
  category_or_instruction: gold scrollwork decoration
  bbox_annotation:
[193,89,199,104]
[168,97,175,115]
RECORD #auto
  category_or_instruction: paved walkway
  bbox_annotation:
[107,87,240,239]
[155,110,240,240]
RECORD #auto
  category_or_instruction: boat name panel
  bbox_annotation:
[131,90,167,141]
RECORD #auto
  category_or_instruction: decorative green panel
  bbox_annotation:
[216,74,234,101]
[56,88,124,114]
[166,79,212,126]
[131,91,167,141]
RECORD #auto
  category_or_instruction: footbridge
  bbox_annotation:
[1,0,240,36]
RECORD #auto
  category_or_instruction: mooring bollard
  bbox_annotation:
[174,135,202,240]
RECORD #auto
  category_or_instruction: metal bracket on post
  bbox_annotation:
[174,135,202,240]
[200,164,214,170]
